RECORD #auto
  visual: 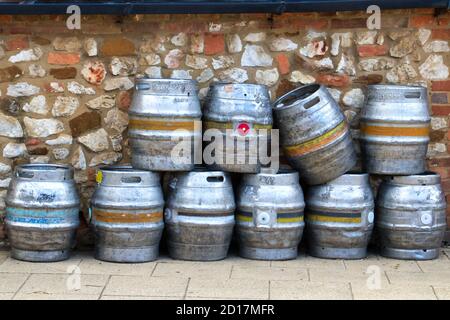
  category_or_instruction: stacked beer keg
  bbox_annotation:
[4,78,447,262]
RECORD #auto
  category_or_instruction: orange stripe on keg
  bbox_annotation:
[283,121,347,158]
[129,118,197,131]
[93,209,163,223]
[360,124,430,137]
[203,121,272,131]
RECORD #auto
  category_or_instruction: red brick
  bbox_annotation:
[5,35,28,51]
[432,29,450,40]
[316,74,350,88]
[331,18,366,28]
[409,15,435,28]
[47,52,80,65]
[413,8,435,14]
[357,44,388,57]
[431,166,448,179]
[432,105,450,116]
[204,33,225,55]
[276,54,290,75]
[25,138,41,146]
[116,91,132,111]
[290,18,329,30]
[432,80,450,91]
[100,37,136,56]
[0,15,12,24]
[441,179,450,193]
[428,156,450,168]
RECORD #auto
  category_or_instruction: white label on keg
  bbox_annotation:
[420,213,432,225]
[368,211,375,224]
[257,212,271,226]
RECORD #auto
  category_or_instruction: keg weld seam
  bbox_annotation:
[283,121,347,157]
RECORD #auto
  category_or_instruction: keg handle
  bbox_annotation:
[136,83,151,91]
[273,85,321,110]
[16,170,34,179]
[121,176,142,184]
[88,206,92,225]
[206,175,225,183]
[404,92,421,99]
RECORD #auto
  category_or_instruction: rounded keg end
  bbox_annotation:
[308,246,368,260]
[10,248,71,262]
[167,242,230,261]
[239,246,298,261]
[94,246,160,263]
[380,247,440,260]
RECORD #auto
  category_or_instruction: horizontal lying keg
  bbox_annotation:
[5,164,80,262]
[360,85,430,175]
[273,84,356,185]
[305,172,374,259]
[376,172,447,260]
[129,78,202,171]
[203,83,273,173]
[90,166,164,262]
[236,170,305,260]
[165,169,235,261]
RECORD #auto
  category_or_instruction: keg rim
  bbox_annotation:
[272,83,322,111]
[137,77,198,85]
[206,82,271,101]
[368,84,426,91]
[16,163,72,171]
[15,163,74,181]
[97,164,161,186]
[326,171,370,185]
[384,171,441,185]
[98,164,152,175]
[242,169,300,186]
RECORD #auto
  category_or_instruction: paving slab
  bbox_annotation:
[386,271,450,286]
[14,293,100,300]
[432,286,450,300]
[271,255,346,270]
[152,262,232,279]
[0,251,8,264]
[416,254,450,273]
[101,295,179,300]
[103,275,188,298]
[0,273,28,293]
[309,268,390,287]
[0,293,14,300]
[0,256,82,274]
[78,259,156,276]
[270,280,352,300]
[186,278,269,299]
[344,256,422,273]
[17,273,108,296]
[351,283,437,300]
[230,266,308,281]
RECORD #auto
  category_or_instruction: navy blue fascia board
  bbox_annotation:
[0,0,447,15]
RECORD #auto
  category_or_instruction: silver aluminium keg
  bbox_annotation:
[236,170,305,260]
[5,164,80,262]
[360,85,430,175]
[376,172,447,260]
[305,172,375,259]
[203,83,273,173]
[273,84,356,185]
[165,169,235,261]
[90,166,164,262]
[128,78,202,171]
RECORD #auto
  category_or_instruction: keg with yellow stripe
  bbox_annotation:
[360,85,430,175]
[236,170,305,260]
[273,84,356,185]
[90,166,164,262]
[376,173,447,260]
[305,172,374,259]
[165,169,235,261]
[129,78,202,171]
[203,83,273,173]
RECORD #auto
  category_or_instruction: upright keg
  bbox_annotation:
[360,85,430,175]
[128,78,202,171]
[90,166,164,262]
[305,172,374,259]
[165,169,235,261]
[203,83,273,173]
[236,170,305,260]
[5,164,80,262]
[273,84,356,185]
[376,172,447,260]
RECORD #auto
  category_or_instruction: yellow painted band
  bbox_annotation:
[360,124,430,137]
[306,215,361,223]
[203,121,272,130]
[129,118,197,131]
[93,208,163,223]
[284,121,347,157]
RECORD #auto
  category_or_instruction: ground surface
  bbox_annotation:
[0,247,449,300]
